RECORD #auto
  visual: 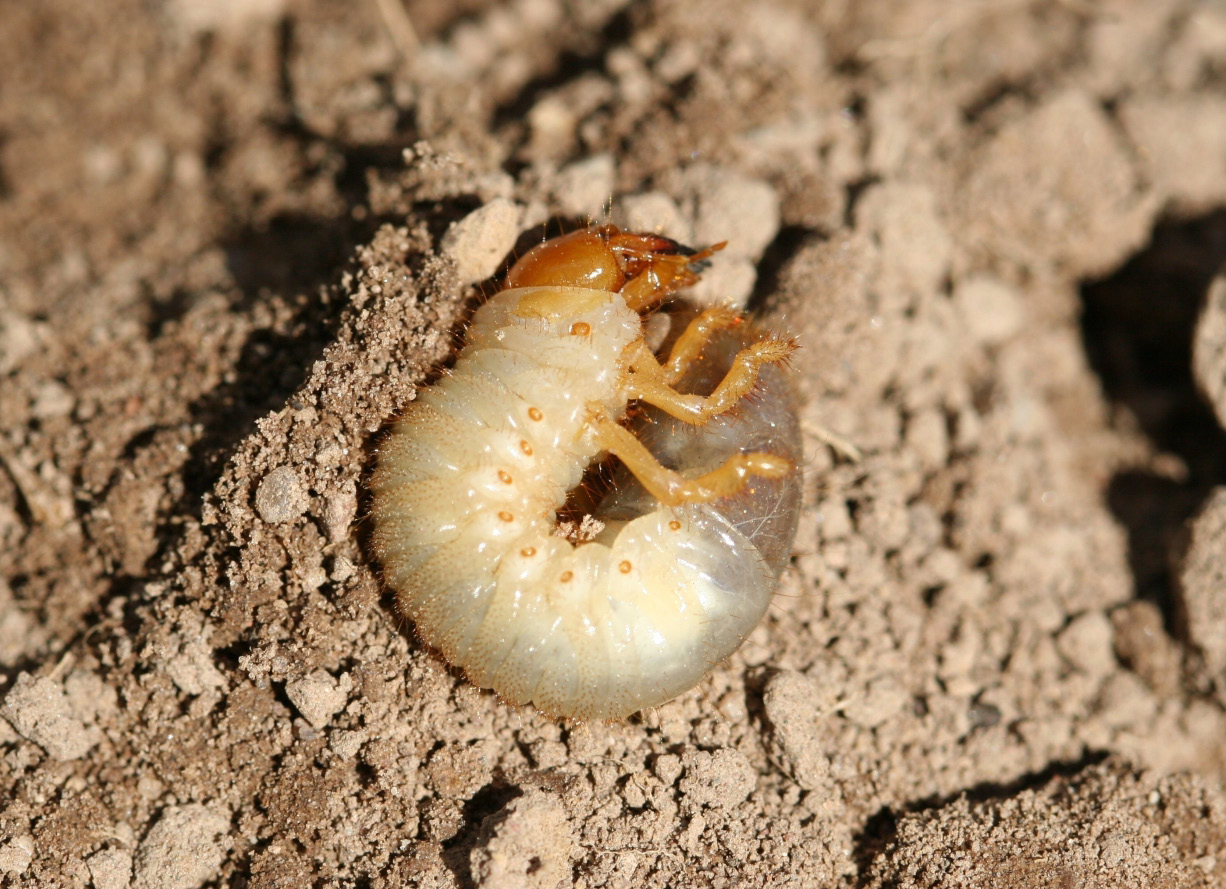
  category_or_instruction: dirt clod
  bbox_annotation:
[133,805,230,889]
[1,673,98,762]
[87,848,134,889]
[1177,488,1226,682]
[469,789,575,889]
[285,670,354,730]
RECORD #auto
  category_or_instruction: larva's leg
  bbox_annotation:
[586,408,791,506]
[622,337,795,424]
[659,307,744,384]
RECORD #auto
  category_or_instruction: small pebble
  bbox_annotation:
[254,466,306,524]
[285,670,352,730]
[442,198,522,285]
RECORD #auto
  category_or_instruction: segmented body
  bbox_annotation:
[370,227,799,720]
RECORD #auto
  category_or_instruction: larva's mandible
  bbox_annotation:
[370,225,801,720]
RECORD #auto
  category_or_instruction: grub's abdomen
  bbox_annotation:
[370,288,798,719]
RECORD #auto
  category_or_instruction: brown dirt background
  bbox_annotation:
[4,0,1226,887]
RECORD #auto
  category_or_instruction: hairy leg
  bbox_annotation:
[657,307,746,383]
[586,407,791,507]
[620,337,795,424]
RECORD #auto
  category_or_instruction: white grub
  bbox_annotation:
[370,225,802,720]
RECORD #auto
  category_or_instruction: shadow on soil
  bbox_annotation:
[1078,209,1226,632]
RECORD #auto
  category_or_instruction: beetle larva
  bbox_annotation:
[370,225,800,719]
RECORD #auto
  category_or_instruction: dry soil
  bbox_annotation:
[3,1,1226,887]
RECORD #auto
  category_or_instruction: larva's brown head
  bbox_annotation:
[504,225,725,312]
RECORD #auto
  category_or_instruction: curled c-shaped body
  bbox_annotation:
[371,250,799,720]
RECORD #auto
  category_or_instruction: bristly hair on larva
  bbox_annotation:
[369,224,802,720]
